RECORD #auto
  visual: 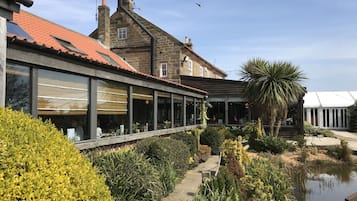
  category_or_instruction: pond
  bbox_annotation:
[292,162,357,201]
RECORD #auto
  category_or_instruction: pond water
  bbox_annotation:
[292,163,357,201]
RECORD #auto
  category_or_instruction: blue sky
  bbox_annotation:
[23,0,357,91]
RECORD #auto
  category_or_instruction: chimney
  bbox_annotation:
[98,0,111,47]
[184,36,193,49]
[118,0,133,11]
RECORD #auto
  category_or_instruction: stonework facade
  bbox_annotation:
[91,0,226,82]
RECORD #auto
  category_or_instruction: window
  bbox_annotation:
[173,95,183,127]
[157,92,172,129]
[187,60,193,76]
[118,27,127,40]
[5,64,30,113]
[7,21,33,40]
[37,69,89,141]
[160,63,168,77]
[186,97,195,126]
[204,67,208,77]
[97,80,128,136]
[53,36,87,55]
[97,51,119,66]
[133,86,153,132]
[199,66,204,77]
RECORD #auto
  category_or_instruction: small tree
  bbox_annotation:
[349,102,357,132]
[241,58,306,136]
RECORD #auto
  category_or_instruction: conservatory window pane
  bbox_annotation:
[158,92,172,129]
[97,80,128,136]
[133,86,153,132]
[174,94,183,127]
[38,69,89,141]
[186,97,195,125]
[5,64,30,113]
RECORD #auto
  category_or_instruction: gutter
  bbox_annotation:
[120,8,156,76]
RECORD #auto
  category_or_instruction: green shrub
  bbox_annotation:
[304,121,334,137]
[349,103,357,132]
[242,158,292,201]
[194,166,240,201]
[200,127,224,155]
[135,137,191,176]
[218,128,235,139]
[294,135,306,148]
[0,107,112,200]
[327,140,352,162]
[229,126,244,138]
[250,136,290,154]
[92,150,164,201]
[171,131,198,155]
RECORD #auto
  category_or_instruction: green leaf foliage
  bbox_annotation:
[171,131,198,155]
[0,107,113,200]
[200,127,225,155]
[250,136,290,154]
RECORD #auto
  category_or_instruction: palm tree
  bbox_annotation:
[241,58,306,136]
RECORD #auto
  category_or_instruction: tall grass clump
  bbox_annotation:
[135,137,191,177]
[0,107,113,200]
[194,167,240,201]
[91,150,164,201]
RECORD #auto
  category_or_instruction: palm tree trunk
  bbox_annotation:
[274,119,282,137]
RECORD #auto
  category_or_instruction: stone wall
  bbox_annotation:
[108,9,225,81]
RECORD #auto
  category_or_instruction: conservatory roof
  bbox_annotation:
[304,91,357,108]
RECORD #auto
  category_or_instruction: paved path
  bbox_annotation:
[305,130,357,152]
[162,155,220,201]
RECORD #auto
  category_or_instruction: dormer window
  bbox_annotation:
[118,27,127,40]
[97,51,119,66]
[53,36,86,55]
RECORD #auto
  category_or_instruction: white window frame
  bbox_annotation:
[160,63,168,77]
[199,66,204,77]
[204,67,208,77]
[187,60,193,76]
[117,27,127,40]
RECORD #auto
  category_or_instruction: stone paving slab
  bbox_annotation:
[305,130,357,152]
[162,155,220,201]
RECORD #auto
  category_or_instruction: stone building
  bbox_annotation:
[90,0,227,82]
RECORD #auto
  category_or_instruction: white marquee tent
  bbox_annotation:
[303,91,357,129]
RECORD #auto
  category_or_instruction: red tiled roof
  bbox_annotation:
[11,10,136,72]
[8,10,207,95]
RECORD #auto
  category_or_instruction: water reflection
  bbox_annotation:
[291,162,357,201]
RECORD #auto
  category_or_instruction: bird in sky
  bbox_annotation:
[195,2,201,7]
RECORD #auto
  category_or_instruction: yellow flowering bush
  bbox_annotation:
[0,107,113,200]
[221,136,250,168]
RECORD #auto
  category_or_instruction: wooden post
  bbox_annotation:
[0,17,6,106]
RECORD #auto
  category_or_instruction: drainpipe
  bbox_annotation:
[119,8,156,76]
[0,17,6,106]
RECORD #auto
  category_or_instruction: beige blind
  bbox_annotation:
[37,70,88,115]
[97,81,128,115]
[133,86,153,101]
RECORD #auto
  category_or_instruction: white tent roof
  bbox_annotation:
[304,91,357,108]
